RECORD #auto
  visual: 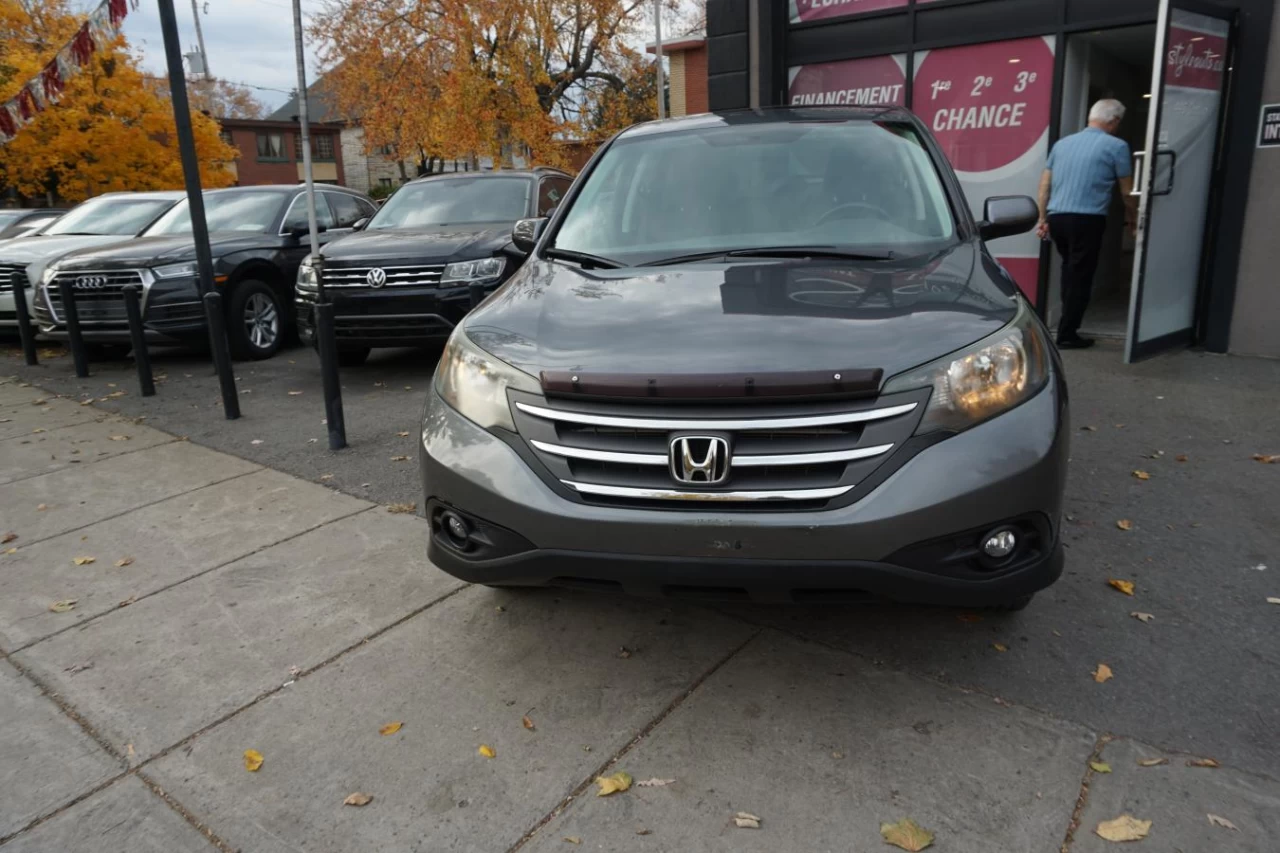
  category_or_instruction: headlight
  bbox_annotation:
[152,262,198,279]
[297,256,318,292]
[441,257,505,284]
[41,265,59,284]
[882,298,1050,434]
[434,328,539,431]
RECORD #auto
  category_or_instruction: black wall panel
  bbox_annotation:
[786,15,913,64]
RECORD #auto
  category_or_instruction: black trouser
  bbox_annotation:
[1048,213,1108,341]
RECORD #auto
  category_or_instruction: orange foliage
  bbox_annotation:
[0,0,236,202]
[310,0,661,168]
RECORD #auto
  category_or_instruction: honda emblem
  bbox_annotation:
[669,436,730,485]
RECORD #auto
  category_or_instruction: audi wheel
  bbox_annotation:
[226,280,283,360]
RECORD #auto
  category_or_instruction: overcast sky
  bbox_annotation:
[118,0,327,113]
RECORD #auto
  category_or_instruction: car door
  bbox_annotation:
[278,191,339,273]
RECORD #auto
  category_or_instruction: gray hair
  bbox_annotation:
[1088,99,1126,124]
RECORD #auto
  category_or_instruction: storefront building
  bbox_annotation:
[705,0,1279,360]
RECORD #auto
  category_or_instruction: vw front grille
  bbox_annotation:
[323,263,446,289]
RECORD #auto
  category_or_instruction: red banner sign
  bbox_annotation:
[1164,26,1228,90]
[791,0,908,24]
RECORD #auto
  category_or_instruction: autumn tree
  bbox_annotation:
[169,76,268,119]
[309,0,661,167]
[0,0,236,202]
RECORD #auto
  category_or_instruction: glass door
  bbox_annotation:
[1124,0,1233,362]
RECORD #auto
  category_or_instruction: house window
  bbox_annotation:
[219,129,234,146]
[315,134,334,160]
[256,132,285,160]
[379,144,395,156]
[378,177,393,188]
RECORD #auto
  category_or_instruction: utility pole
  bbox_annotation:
[654,0,665,119]
[189,0,210,78]
[293,0,346,449]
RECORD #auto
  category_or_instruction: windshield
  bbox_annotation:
[43,197,174,237]
[553,120,957,266]
[146,190,290,235]
[369,177,530,230]
[0,211,24,225]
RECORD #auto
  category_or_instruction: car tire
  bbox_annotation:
[989,593,1035,612]
[226,280,283,361]
[337,347,371,367]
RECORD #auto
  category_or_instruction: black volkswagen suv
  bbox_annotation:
[295,168,573,366]
[35,185,377,360]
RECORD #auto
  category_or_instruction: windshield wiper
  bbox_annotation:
[642,245,894,266]
[48,232,104,237]
[543,247,623,269]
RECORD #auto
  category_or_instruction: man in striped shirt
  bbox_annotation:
[1035,99,1137,349]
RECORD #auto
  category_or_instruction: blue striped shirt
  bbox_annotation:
[1046,127,1132,216]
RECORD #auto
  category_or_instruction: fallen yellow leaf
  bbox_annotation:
[635,778,676,787]
[1252,454,1279,463]
[379,722,403,736]
[72,556,95,566]
[595,771,632,796]
[118,595,136,608]
[880,817,934,851]
[1138,757,1168,767]
[114,557,134,567]
[1095,814,1151,842]
[36,503,47,511]
[522,715,535,731]
[733,812,761,829]
[563,838,581,845]
[48,599,77,613]
[992,643,1008,652]
[1207,814,1238,831]
[343,792,372,806]
[244,749,264,772]
[1116,519,1133,531]
[1132,470,1150,480]
[1130,612,1154,623]
[1081,425,1097,431]
[3,547,15,555]
[1187,757,1219,768]
[1094,663,1114,683]
[397,431,410,437]
[1,532,16,544]
[478,744,496,758]
[1108,579,1135,596]
[386,503,417,514]
[1090,761,1112,773]
[390,455,410,462]
[108,435,130,442]
[1175,454,1188,462]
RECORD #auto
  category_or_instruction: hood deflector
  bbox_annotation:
[539,368,884,403]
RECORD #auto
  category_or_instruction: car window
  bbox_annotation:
[537,177,571,217]
[325,192,368,228]
[282,193,337,232]
[554,121,957,265]
[0,211,23,225]
[148,191,290,235]
[367,177,531,229]
[45,198,175,236]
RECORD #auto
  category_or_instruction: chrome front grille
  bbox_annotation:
[511,390,927,508]
[43,270,146,325]
[323,263,446,289]
[0,262,26,293]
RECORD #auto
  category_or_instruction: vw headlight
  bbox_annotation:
[434,328,539,431]
[153,262,198,279]
[882,298,1050,434]
[297,256,319,292]
[441,257,505,284]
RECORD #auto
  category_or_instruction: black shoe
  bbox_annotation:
[1056,335,1095,350]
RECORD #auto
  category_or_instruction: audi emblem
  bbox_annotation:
[366,268,387,288]
[74,275,109,290]
[669,435,731,485]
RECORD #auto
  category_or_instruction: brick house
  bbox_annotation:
[648,33,708,117]
[218,118,346,186]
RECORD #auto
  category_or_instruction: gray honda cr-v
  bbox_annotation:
[419,107,1067,609]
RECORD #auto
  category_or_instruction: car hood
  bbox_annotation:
[51,232,270,270]
[0,235,145,287]
[465,242,1020,382]
[319,224,513,264]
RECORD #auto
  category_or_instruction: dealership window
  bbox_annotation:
[256,132,285,160]
[788,54,907,108]
[911,36,1056,300]
[789,0,907,25]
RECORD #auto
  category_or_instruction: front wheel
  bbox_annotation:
[226,280,283,360]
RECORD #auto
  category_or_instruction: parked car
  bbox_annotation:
[0,192,180,338]
[34,184,376,359]
[0,208,67,240]
[296,168,573,366]
[419,107,1067,609]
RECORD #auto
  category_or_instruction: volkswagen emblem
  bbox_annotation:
[366,268,387,288]
[74,275,108,290]
[669,436,730,485]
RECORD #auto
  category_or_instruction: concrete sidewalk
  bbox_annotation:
[1,373,1277,852]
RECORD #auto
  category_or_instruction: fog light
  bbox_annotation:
[982,529,1018,559]
[442,511,470,545]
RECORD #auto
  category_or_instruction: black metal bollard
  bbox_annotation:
[469,283,485,309]
[314,301,347,450]
[202,291,241,420]
[57,281,89,378]
[11,277,38,366]
[121,285,155,397]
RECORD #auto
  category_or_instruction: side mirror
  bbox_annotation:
[511,217,548,255]
[352,217,370,232]
[979,195,1039,242]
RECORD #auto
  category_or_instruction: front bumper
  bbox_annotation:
[32,274,207,344]
[420,379,1069,605]
[296,284,481,348]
